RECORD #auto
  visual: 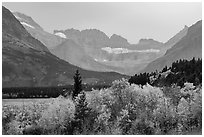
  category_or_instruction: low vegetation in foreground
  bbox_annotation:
[3,79,202,135]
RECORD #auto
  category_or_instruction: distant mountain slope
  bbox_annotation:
[2,6,127,87]
[53,28,166,74]
[51,39,128,73]
[3,9,49,52]
[13,12,66,49]
[141,20,202,73]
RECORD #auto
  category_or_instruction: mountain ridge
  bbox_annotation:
[13,12,67,49]
[13,12,44,31]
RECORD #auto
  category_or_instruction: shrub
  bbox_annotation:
[38,96,75,134]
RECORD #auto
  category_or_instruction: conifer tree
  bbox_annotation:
[162,66,168,73]
[72,70,82,99]
[74,91,91,133]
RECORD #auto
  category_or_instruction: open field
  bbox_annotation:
[3,91,92,106]
[3,98,52,106]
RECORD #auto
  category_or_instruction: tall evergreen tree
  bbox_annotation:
[72,70,82,99]
[74,91,91,133]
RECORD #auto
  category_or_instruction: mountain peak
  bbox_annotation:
[64,28,81,33]
[184,25,188,28]
[81,28,109,38]
[138,38,163,44]
[164,24,188,46]
[110,34,125,39]
[109,34,129,47]
[13,12,44,31]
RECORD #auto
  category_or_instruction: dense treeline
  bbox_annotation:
[129,58,202,87]
[2,86,70,99]
[2,84,111,99]
[129,72,150,86]
[168,58,202,86]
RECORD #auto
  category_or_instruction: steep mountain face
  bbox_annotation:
[141,20,202,73]
[155,25,189,56]
[165,25,188,47]
[2,6,127,87]
[13,12,66,49]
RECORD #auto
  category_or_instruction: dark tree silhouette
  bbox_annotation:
[129,72,150,86]
[162,66,168,73]
[72,70,82,99]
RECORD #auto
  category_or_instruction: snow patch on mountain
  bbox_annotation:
[14,15,22,20]
[94,58,108,62]
[102,47,128,54]
[102,47,160,54]
[20,22,35,29]
[54,32,67,38]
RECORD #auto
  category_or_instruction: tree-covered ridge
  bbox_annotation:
[129,58,202,87]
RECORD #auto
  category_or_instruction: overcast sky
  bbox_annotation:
[3,2,202,44]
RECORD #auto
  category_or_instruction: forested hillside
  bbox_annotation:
[129,58,202,87]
